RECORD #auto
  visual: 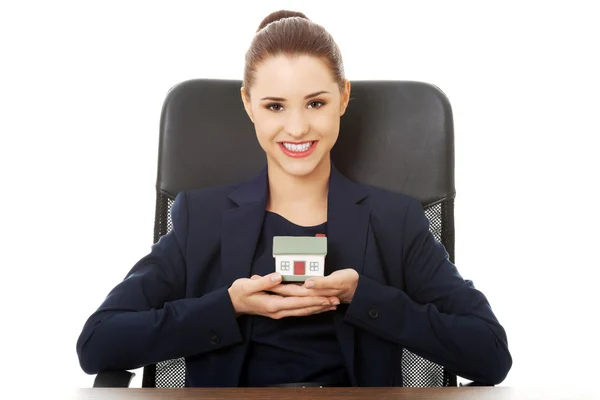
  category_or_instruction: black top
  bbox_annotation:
[239,211,350,387]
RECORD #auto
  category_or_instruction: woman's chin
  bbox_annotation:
[271,155,329,178]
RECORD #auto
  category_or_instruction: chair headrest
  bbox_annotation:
[157,79,455,206]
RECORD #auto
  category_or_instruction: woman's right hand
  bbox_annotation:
[228,273,339,319]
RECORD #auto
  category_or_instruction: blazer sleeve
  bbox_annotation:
[76,192,243,375]
[344,197,512,384]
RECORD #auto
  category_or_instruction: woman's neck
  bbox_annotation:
[266,159,330,225]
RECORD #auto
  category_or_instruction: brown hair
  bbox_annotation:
[243,10,346,97]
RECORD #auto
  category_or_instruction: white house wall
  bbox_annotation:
[274,255,326,276]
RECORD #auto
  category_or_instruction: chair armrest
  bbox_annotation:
[459,381,495,387]
[93,370,135,387]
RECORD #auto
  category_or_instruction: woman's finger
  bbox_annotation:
[272,305,337,319]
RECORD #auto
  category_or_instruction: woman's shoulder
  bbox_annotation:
[358,181,422,214]
[355,182,432,239]
[186,181,243,202]
[174,180,246,215]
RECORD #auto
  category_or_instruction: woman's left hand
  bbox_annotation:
[267,269,359,304]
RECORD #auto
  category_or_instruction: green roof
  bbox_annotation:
[273,236,327,256]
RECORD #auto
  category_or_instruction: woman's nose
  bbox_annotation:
[284,111,309,138]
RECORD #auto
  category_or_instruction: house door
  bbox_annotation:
[294,261,305,275]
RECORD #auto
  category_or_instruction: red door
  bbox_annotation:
[294,261,305,275]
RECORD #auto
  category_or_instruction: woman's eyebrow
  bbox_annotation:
[260,91,330,101]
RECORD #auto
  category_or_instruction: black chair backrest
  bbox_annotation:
[145,79,457,388]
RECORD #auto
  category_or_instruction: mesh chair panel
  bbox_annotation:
[143,191,457,388]
[402,199,456,387]
[154,358,186,388]
[153,192,174,244]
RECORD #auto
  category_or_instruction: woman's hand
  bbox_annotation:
[228,273,339,319]
[269,269,359,304]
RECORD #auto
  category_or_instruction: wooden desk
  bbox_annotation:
[68,387,596,399]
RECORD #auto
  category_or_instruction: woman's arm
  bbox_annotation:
[344,197,512,385]
[76,192,243,375]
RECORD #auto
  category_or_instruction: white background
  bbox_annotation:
[1,0,599,392]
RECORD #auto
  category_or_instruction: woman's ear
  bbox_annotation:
[340,80,351,116]
[240,87,254,123]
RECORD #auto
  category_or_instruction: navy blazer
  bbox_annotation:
[77,165,512,386]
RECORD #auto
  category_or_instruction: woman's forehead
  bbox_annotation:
[252,55,337,97]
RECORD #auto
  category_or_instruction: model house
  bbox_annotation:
[273,235,327,282]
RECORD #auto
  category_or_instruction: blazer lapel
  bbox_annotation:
[217,167,268,387]
[218,167,269,289]
[327,164,371,386]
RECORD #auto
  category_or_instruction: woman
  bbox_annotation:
[77,10,512,387]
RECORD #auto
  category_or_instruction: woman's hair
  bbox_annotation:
[243,10,345,97]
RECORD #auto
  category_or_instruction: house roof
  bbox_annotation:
[273,236,327,256]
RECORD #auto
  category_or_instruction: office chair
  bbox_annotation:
[93,79,462,388]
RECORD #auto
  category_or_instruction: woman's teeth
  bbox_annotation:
[282,142,313,152]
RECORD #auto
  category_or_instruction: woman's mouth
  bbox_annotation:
[278,141,317,158]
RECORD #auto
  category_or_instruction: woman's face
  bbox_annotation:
[242,55,350,179]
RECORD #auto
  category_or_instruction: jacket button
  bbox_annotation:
[368,308,379,319]
[210,334,220,345]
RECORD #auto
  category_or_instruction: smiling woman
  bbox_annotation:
[76,9,511,389]
[240,15,350,187]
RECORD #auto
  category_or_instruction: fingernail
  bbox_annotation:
[329,306,337,311]
[322,302,330,306]
[271,273,281,282]
[332,300,340,305]
[305,280,314,288]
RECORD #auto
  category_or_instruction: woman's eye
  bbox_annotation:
[268,104,284,112]
[267,101,324,111]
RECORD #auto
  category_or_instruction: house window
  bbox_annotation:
[309,261,319,272]
[280,261,290,271]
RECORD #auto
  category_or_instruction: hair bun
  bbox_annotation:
[257,10,309,32]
